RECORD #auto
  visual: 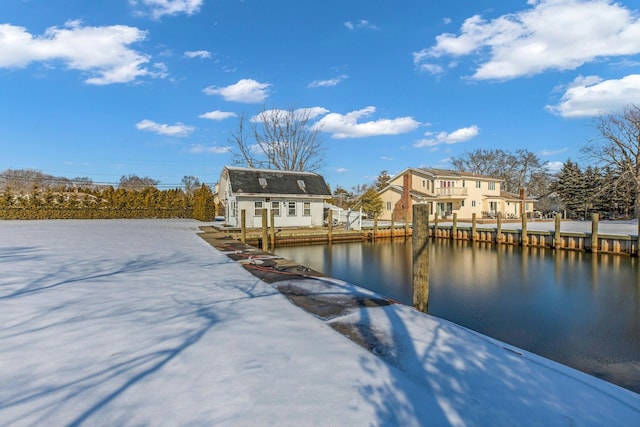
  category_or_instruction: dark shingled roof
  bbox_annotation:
[226,167,331,196]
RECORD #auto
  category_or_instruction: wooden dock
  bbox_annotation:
[213,214,640,256]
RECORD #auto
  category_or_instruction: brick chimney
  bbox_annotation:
[393,172,413,222]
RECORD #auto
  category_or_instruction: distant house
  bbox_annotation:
[378,167,536,222]
[218,166,331,228]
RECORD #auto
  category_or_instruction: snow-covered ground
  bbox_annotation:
[1,219,639,426]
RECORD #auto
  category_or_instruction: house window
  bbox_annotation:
[488,182,496,190]
[303,202,311,216]
[287,201,296,216]
[422,180,426,187]
[386,201,392,211]
[472,200,477,207]
[254,201,263,216]
[461,200,465,207]
[476,180,481,188]
[462,179,466,187]
[271,201,280,216]
[230,201,237,217]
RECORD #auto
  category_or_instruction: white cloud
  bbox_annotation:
[344,20,379,31]
[308,75,349,88]
[336,168,349,173]
[0,21,156,85]
[251,107,329,123]
[311,106,420,139]
[538,148,568,156]
[381,156,394,161]
[198,110,237,120]
[184,50,211,59]
[414,125,479,148]
[203,79,271,103]
[136,119,194,137]
[546,74,640,117]
[545,161,565,174]
[414,0,640,80]
[189,144,230,154]
[130,0,203,19]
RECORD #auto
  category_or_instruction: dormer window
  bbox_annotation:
[258,177,267,188]
[297,179,306,190]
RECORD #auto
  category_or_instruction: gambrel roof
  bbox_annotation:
[222,166,331,197]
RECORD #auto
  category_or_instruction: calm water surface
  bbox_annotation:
[275,239,640,393]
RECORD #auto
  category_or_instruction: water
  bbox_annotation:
[274,239,640,393]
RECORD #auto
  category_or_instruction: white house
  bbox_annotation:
[218,166,331,228]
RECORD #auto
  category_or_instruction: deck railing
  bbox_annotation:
[433,187,468,197]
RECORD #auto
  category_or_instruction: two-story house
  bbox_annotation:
[378,168,536,222]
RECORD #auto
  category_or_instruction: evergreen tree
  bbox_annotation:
[375,170,391,191]
[553,160,586,218]
[193,184,215,221]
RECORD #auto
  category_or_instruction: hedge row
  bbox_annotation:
[0,183,218,221]
[0,207,194,220]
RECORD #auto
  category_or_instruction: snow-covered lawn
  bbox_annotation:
[1,219,638,426]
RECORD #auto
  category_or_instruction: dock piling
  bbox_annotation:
[412,204,430,314]
[261,209,269,251]
[591,213,599,253]
[240,210,246,243]
[471,213,477,241]
[270,209,276,249]
[452,213,458,240]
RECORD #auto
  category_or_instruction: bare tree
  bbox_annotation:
[583,104,640,216]
[451,148,545,194]
[181,175,201,199]
[229,107,325,171]
[0,169,46,192]
[118,174,159,191]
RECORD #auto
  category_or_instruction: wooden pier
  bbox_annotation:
[216,213,640,257]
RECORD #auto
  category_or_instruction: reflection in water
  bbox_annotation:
[275,239,640,393]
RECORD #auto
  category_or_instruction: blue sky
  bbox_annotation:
[2,0,640,191]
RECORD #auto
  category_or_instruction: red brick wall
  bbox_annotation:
[393,172,412,222]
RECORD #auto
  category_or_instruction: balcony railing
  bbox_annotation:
[433,187,468,197]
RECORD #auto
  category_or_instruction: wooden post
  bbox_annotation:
[327,209,333,243]
[261,209,269,251]
[554,213,562,248]
[404,215,410,239]
[521,212,528,246]
[412,204,430,313]
[496,212,502,244]
[452,213,457,240]
[240,209,246,243]
[433,214,439,239]
[591,213,599,253]
[390,214,395,240]
[270,209,276,248]
[636,213,640,257]
[471,213,477,242]
[373,216,378,241]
